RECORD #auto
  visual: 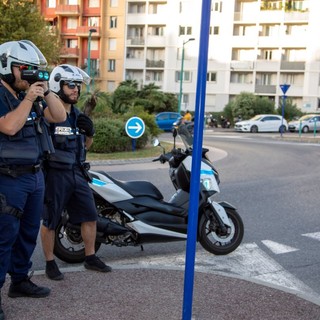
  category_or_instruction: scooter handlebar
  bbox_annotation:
[152,153,172,164]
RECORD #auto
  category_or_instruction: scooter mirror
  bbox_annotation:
[172,128,177,138]
[152,138,160,147]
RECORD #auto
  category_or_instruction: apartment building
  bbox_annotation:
[37,0,125,92]
[37,0,320,112]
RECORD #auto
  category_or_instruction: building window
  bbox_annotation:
[128,3,146,13]
[212,1,222,12]
[281,73,303,85]
[109,38,116,51]
[179,26,192,36]
[210,26,219,35]
[66,39,77,48]
[46,0,56,8]
[90,40,98,51]
[146,71,163,82]
[107,81,116,92]
[88,17,99,27]
[207,72,217,82]
[67,18,77,29]
[108,59,116,72]
[148,26,164,36]
[110,0,118,7]
[110,16,117,28]
[256,73,274,85]
[230,72,251,84]
[91,59,98,76]
[89,0,99,7]
[175,71,192,82]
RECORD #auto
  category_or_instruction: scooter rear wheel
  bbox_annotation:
[199,207,244,255]
[54,220,101,264]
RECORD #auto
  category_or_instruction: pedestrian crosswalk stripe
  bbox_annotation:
[261,240,299,254]
[302,232,320,241]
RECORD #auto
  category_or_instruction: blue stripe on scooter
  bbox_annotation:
[91,178,107,186]
[200,169,215,175]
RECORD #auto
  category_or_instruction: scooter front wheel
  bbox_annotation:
[54,220,101,263]
[199,207,244,255]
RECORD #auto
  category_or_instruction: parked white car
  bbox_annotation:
[288,114,320,133]
[234,114,288,133]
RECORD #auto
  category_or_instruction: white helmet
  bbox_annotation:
[49,64,91,95]
[0,40,47,84]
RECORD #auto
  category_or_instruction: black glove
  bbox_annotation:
[76,114,95,137]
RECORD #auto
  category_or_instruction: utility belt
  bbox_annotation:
[0,163,41,178]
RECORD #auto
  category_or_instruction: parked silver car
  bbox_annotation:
[234,114,288,133]
[288,114,320,133]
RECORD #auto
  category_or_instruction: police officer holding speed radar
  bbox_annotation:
[0,40,66,320]
[40,64,126,281]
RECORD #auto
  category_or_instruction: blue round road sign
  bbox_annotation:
[125,117,145,139]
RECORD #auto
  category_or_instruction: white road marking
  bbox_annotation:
[261,240,299,254]
[111,242,315,297]
[302,232,320,241]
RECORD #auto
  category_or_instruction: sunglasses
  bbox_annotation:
[13,65,38,71]
[64,82,82,90]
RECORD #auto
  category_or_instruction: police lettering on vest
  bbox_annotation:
[47,107,86,169]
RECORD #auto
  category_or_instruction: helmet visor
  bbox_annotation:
[76,68,91,85]
[20,40,47,67]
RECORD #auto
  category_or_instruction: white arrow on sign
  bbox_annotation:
[128,122,142,133]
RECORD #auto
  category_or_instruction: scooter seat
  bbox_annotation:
[115,180,164,200]
[95,171,164,200]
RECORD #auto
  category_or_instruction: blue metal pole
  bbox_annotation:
[281,95,286,137]
[182,0,211,319]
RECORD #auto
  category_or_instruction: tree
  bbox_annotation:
[0,0,61,65]
[276,97,303,120]
[111,85,137,114]
[78,88,112,118]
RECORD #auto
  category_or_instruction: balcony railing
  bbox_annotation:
[127,37,145,45]
[76,26,100,36]
[60,47,79,57]
[255,84,277,94]
[55,5,80,15]
[280,61,305,70]
[146,59,165,68]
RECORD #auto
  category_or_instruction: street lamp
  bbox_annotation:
[178,38,195,114]
[87,28,97,92]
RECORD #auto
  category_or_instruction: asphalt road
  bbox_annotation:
[30,129,320,302]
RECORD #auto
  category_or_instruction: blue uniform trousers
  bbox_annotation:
[0,171,44,288]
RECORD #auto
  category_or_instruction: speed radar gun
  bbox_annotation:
[21,69,50,84]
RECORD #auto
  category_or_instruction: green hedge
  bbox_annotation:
[91,118,149,153]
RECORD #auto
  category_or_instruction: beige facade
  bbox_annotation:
[38,0,320,112]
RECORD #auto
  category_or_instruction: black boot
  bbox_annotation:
[8,275,50,298]
[0,291,4,320]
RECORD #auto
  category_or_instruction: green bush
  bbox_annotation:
[276,98,303,120]
[91,117,150,153]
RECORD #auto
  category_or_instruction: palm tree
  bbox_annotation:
[78,88,111,117]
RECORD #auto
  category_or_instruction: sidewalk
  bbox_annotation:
[1,266,320,320]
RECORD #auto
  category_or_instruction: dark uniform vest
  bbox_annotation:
[47,106,86,169]
[0,84,54,166]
